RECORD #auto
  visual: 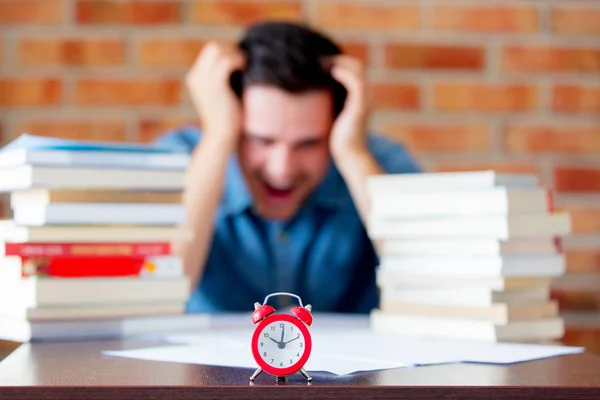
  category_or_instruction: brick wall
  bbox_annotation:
[1,1,599,337]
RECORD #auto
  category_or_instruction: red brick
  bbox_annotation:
[14,121,127,142]
[138,118,200,143]
[502,46,600,72]
[312,3,420,30]
[434,83,538,112]
[369,83,420,110]
[504,125,600,153]
[192,1,302,26]
[0,0,64,25]
[554,168,600,193]
[137,39,208,67]
[340,42,370,65]
[433,4,539,33]
[382,124,490,152]
[76,0,181,25]
[0,39,3,65]
[74,79,181,106]
[0,78,62,106]
[384,44,484,70]
[435,162,540,175]
[17,38,125,67]
[551,7,600,35]
[566,208,600,234]
[552,85,600,114]
[565,251,600,273]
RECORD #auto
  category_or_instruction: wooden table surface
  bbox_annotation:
[1,337,599,400]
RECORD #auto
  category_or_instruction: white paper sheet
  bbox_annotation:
[103,320,584,375]
[102,342,409,375]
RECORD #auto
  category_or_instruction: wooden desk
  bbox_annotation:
[0,338,599,399]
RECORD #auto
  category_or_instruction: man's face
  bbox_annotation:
[238,85,334,220]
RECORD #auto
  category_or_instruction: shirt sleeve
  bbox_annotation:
[367,133,422,174]
[152,125,203,154]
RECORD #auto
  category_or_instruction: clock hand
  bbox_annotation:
[268,337,279,345]
[284,336,300,344]
[280,326,285,344]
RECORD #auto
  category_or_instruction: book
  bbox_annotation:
[0,221,192,243]
[368,213,571,240]
[367,171,539,194]
[0,301,186,322]
[378,237,561,257]
[12,203,186,226]
[0,275,190,307]
[2,241,172,258]
[378,254,566,278]
[378,301,559,324]
[0,148,190,170]
[0,165,185,192]
[370,310,565,342]
[10,189,183,207]
[1,133,187,154]
[379,285,551,307]
[376,273,553,291]
[0,313,211,342]
[370,188,553,218]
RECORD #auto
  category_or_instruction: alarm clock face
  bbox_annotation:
[251,313,312,376]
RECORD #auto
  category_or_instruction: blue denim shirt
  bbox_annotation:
[155,126,421,313]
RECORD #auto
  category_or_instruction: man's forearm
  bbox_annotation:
[177,132,236,289]
[333,147,384,226]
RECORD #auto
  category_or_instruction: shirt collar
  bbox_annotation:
[221,157,351,217]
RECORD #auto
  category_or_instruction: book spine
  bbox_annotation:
[547,189,554,212]
[4,242,172,257]
[18,255,181,278]
[21,256,146,277]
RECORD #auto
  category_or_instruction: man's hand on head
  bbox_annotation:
[186,41,246,149]
[327,55,370,160]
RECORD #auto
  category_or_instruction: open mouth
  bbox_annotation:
[263,182,296,200]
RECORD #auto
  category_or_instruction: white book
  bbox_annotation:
[377,254,566,278]
[378,237,559,257]
[368,213,571,240]
[370,188,552,218]
[0,313,211,342]
[378,301,559,324]
[0,276,191,308]
[0,221,192,243]
[379,285,551,307]
[0,301,186,322]
[13,203,186,226]
[367,171,539,194]
[369,310,565,342]
[0,165,184,192]
[376,272,552,291]
[0,148,190,170]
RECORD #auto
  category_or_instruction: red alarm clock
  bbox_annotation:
[249,292,313,383]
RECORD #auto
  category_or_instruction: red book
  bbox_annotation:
[3,242,171,258]
[21,256,145,278]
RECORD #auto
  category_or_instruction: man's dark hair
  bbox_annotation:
[232,21,347,116]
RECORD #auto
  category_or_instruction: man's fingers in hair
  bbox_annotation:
[216,52,245,75]
[330,55,365,76]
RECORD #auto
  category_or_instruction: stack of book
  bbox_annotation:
[366,171,572,343]
[0,134,209,342]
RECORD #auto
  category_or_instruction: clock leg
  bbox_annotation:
[299,368,312,382]
[249,367,262,381]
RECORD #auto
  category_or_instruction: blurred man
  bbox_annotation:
[157,21,420,313]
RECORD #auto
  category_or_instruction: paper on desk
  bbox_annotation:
[103,325,584,375]
[102,343,407,375]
